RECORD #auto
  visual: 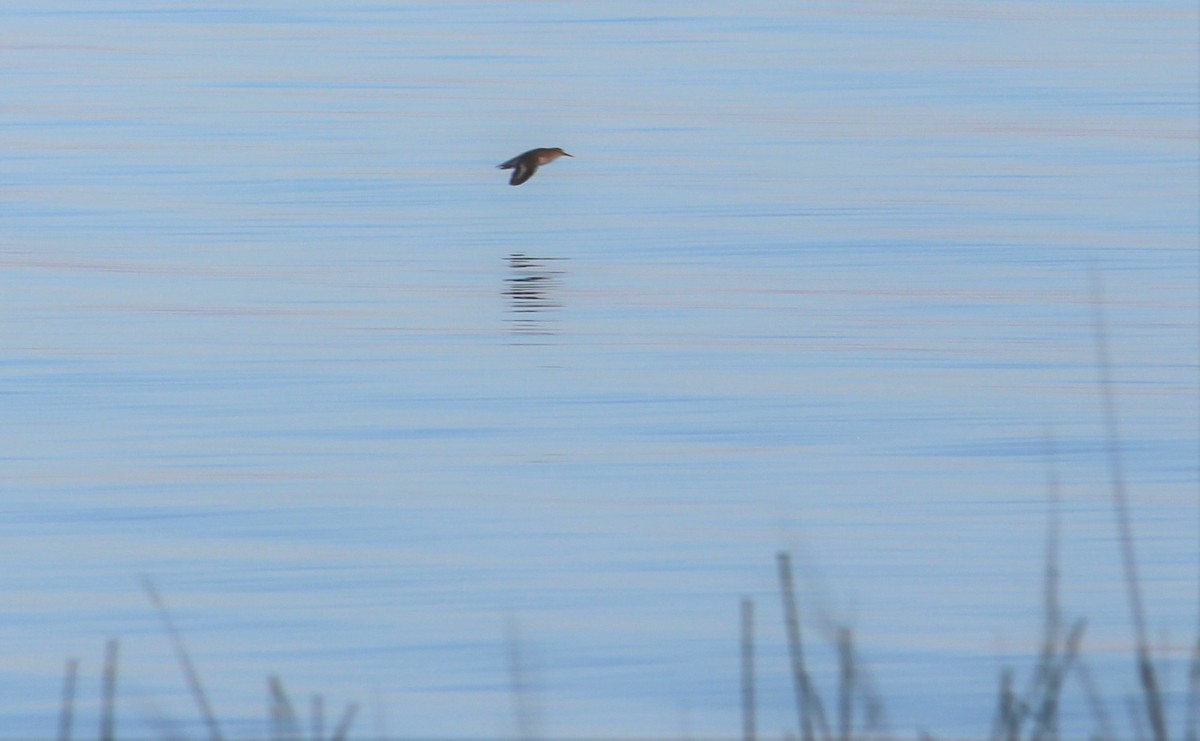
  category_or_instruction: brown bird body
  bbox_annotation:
[497,147,572,186]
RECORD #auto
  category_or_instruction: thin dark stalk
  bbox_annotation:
[57,658,78,741]
[330,702,358,741]
[506,617,539,740]
[1089,269,1167,741]
[311,693,325,741]
[777,551,828,741]
[1187,637,1200,741]
[1137,654,1167,741]
[859,672,888,738]
[988,667,1006,741]
[837,627,853,741]
[141,577,225,741]
[741,597,756,741]
[1041,431,1063,670]
[268,675,300,741]
[1032,618,1086,741]
[1195,237,1200,741]
[989,667,1021,741]
[99,638,118,741]
[1027,434,1064,741]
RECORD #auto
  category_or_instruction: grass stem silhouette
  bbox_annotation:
[141,577,224,741]
[741,597,756,741]
[1089,268,1166,741]
[57,658,78,741]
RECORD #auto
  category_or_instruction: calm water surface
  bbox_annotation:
[2,1,1198,738]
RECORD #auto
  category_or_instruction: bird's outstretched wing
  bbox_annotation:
[507,161,537,185]
[497,151,539,186]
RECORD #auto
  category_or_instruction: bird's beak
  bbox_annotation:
[563,152,574,157]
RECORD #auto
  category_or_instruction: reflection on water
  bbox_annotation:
[505,252,565,338]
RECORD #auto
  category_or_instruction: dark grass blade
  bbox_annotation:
[1025,435,1065,741]
[311,693,325,741]
[988,667,1021,741]
[268,675,300,741]
[836,627,853,741]
[1088,269,1167,741]
[1031,618,1086,741]
[141,577,225,741]
[856,666,888,737]
[57,658,78,741]
[1039,431,1063,676]
[1192,413,1200,741]
[741,597,756,741]
[506,617,540,740]
[330,702,359,741]
[777,551,829,741]
[100,639,118,741]
[1187,636,1200,741]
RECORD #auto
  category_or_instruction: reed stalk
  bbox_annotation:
[837,627,854,741]
[1025,435,1065,741]
[741,596,756,741]
[1089,269,1167,741]
[268,674,300,740]
[1187,637,1200,741]
[311,693,326,741]
[56,658,78,741]
[506,616,540,740]
[330,702,358,741]
[777,550,828,741]
[99,638,118,741]
[1030,618,1086,741]
[141,577,225,741]
[989,667,1020,741]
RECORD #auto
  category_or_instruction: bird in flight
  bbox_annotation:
[497,147,573,186]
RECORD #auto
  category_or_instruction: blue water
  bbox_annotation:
[2,1,1198,738]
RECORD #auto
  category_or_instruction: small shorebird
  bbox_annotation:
[497,147,572,186]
